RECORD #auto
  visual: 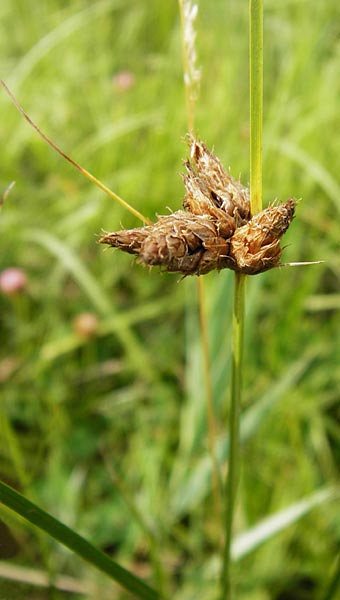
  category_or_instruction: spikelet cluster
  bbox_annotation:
[100,136,295,276]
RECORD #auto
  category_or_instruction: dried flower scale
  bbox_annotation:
[100,136,296,276]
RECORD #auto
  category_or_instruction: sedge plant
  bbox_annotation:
[1,2,338,599]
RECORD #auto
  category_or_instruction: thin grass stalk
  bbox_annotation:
[221,1,263,597]
[178,0,221,518]
[0,80,151,226]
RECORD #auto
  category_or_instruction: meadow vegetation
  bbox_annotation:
[0,1,340,598]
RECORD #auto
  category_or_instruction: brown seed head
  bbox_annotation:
[230,199,296,274]
[185,134,251,221]
[100,138,296,277]
[100,226,152,255]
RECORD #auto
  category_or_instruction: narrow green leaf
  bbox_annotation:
[231,487,340,560]
[0,480,160,600]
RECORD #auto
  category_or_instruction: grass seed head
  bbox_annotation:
[100,138,296,276]
[230,199,296,274]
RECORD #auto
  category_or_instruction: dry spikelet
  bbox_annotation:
[229,200,295,274]
[183,135,250,223]
[100,137,296,276]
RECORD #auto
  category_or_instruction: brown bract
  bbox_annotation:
[100,136,296,276]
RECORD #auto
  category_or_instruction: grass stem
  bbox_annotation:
[0,79,151,226]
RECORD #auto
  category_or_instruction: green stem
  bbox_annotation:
[0,80,151,225]
[221,272,246,599]
[249,0,263,215]
[0,480,160,600]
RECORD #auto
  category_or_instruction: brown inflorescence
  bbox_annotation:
[100,136,295,276]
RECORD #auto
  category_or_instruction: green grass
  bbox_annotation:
[1,1,340,598]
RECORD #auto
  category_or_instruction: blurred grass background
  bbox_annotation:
[1,0,340,598]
